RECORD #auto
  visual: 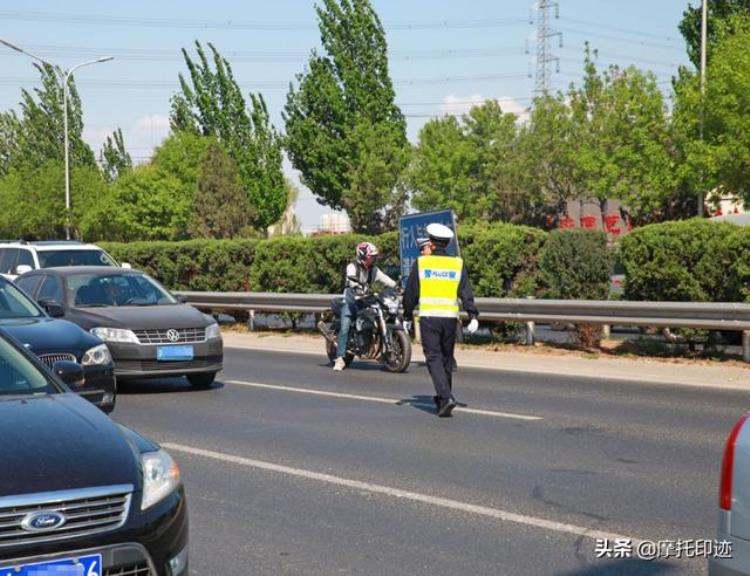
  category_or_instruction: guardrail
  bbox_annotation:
[175,291,750,362]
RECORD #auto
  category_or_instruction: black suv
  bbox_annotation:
[0,275,116,412]
[0,329,188,575]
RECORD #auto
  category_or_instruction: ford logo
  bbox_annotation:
[21,511,67,532]
[166,329,180,343]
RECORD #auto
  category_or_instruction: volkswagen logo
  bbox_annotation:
[21,511,67,532]
[166,329,181,343]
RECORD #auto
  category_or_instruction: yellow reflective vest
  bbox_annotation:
[417,255,463,318]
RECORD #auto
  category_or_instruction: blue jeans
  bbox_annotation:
[336,300,356,358]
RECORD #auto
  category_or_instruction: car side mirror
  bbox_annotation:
[38,298,64,318]
[15,265,32,276]
[120,262,131,269]
[175,294,187,304]
[53,360,85,388]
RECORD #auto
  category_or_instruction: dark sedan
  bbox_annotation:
[0,275,116,412]
[0,328,188,575]
[17,267,223,388]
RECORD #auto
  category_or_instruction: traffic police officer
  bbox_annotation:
[403,223,479,417]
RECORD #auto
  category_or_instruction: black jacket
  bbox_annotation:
[403,247,479,321]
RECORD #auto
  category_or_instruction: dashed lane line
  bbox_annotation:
[163,441,639,544]
[225,379,542,421]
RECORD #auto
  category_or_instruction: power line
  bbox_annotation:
[0,44,528,64]
[0,10,528,31]
[0,73,531,91]
[557,26,682,51]
[559,47,683,70]
[558,17,683,44]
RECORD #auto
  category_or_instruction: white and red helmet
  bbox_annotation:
[356,241,379,270]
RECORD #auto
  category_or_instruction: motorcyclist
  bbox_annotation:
[333,241,397,372]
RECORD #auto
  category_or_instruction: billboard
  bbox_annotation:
[398,209,459,287]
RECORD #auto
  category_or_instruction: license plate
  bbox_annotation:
[0,554,102,576]
[157,345,194,361]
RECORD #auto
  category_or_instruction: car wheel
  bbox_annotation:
[187,372,217,389]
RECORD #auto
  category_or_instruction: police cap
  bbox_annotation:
[426,223,454,247]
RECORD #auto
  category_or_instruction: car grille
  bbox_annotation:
[37,353,77,368]
[0,485,132,547]
[133,327,206,345]
[117,356,222,373]
[105,563,152,576]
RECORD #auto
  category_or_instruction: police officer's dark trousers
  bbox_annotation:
[420,316,458,401]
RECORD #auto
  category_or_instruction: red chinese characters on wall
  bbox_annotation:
[580,215,597,229]
[559,215,576,229]
[604,213,622,236]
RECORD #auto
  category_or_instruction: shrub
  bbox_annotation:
[459,224,547,298]
[100,239,258,291]
[539,229,611,300]
[618,219,747,302]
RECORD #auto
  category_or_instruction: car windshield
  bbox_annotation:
[38,249,118,268]
[68,273,177,308]
[0,280,43,319]
[0,334,55,396]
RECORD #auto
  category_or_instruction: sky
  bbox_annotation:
[0,1,694,233]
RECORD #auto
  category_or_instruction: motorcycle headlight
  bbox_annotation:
[384,298,399,315]
[205,322,221,340]
[90,327,139,344]
[81,343,112,366]
[141,449,181,510]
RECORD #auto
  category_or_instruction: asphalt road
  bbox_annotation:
[112,346,750,576]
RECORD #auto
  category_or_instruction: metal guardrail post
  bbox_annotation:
[248,310,255,332]
[525,296,535,346]
[744,331,750,363]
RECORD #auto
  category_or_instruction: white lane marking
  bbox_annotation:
[225,379,541,421]
[163,441,639,544]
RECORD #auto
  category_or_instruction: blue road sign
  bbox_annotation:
[398,209,459,287]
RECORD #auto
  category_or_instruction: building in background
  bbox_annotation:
[310,212,351,236]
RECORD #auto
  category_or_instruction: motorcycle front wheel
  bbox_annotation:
[326,339,354,367]
[383,328,411,373]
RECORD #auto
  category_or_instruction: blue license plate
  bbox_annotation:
[157,345,194,361]
[0,554,102,576]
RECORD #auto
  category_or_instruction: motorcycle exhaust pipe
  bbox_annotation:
[317,320,336,344]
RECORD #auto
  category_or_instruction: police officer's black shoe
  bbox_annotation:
[437,397,457,418]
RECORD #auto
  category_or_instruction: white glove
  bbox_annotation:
[467,318,479,335]
[403,320,412,333]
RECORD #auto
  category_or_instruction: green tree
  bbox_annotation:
[283,0,408,233]
[12,64,95,172]
[189,141,254,238]
[516,93,586,226]
[673,16,750,208]
[409,101,530,223]
[82,132,210,242]
[679,0,750,68]
[0,163,105,239]
[0,111,20,177]
[170,41,286,230]
[100,128,132,183]
[569,52,676,225]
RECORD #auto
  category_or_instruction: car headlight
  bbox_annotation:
[91,327,139,344]
[81,343,112,366]
[141,449,181,510]
[205,322,221,340]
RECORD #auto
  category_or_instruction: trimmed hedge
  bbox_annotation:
[539,229,611,300]
[101,224,545,296]
[618,219,750,303]
[102,219,750,304]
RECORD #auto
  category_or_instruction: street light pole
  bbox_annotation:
[698,0,708,217]
[0,39,112,239]
[60,58,113,239]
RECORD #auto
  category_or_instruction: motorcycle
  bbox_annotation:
[317,286,412,373]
